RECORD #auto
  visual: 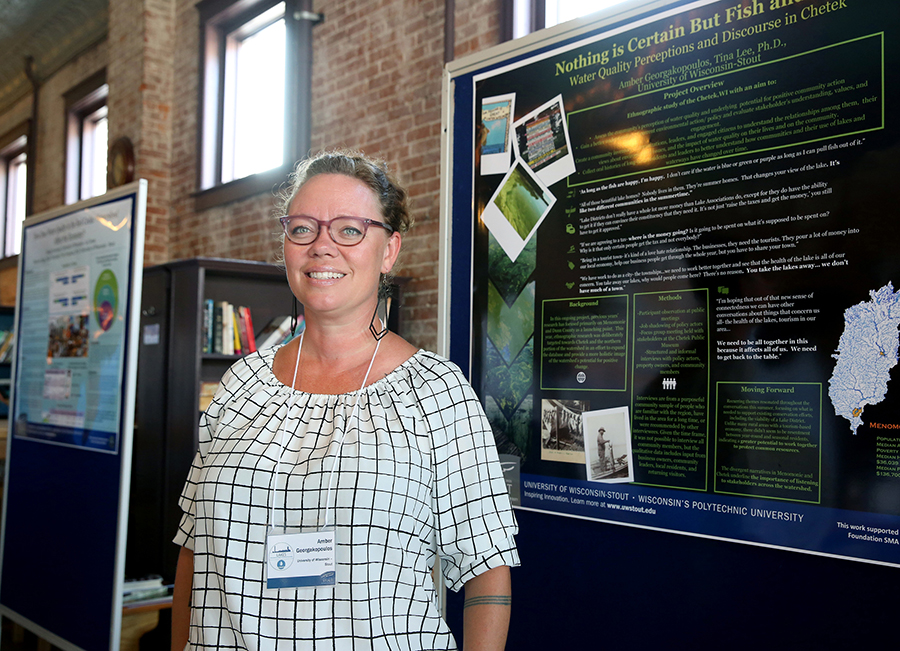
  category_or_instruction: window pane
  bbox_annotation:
[81,107,109,200]
[546,0,628,28]
[7,154,26,255]
[90,114,109,197]
[512,1,532,39]
[227,17,286,182]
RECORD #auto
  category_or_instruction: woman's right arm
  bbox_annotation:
[171,545,193,650]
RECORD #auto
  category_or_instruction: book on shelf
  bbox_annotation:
[122,575,171,604]
[213,301,225,354]
[122,574,171,603]
[202,299,214,353]
[256,315,294,349]
[0,331,14,363]
[236,308,249,354]
[232,308,243,354]
[241,306,257,353]
[123,588,173,607]
[223,303,235,355]
[123,574,164,593]
[206,302,263,356]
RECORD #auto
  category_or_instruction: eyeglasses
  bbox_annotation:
[280,215,394,246]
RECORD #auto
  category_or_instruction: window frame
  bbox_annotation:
[195,0,314,211]
[505,0,629,40]
[503,0,546,40]
[0,122,29,259]
[64,70,109,205]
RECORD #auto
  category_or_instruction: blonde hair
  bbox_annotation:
[279,149,412,234]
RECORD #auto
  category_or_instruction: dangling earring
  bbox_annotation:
[369,299,388,340]
[290,295,299,336]
[369,279,389,341]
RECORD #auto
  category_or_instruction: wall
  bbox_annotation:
[0,0,506,349]
[0,96,31,153]
[166,0,506,348]
[161,0,507,350]
[31,42,108,214]
[107,0,176,263]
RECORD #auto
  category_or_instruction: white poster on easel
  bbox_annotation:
[0,181,146,651]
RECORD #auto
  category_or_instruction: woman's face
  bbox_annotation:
[283,173,401,324]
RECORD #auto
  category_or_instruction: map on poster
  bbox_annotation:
[456,0,900,566]
[829,283,900,435]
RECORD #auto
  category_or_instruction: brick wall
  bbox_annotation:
[455,0,504,58]
[108,0,175,265]
[31,42,108,214]
[0,97,31,148]
[164,0,505,350]
[0,0,507,351]
[308,0,447,347]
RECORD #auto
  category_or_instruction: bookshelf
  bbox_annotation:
[129,258,295,584]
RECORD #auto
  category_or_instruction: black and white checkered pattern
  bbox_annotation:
[174,348,519,649]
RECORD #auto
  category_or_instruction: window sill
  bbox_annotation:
[192,165,293,212]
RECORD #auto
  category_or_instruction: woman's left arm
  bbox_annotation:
[462,565,512,651]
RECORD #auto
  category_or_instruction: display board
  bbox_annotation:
[0,181,147,650]
[442,0,900,568]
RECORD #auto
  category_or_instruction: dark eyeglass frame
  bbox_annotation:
[279,215,394,246]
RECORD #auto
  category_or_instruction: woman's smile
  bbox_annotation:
[306,269,346,281]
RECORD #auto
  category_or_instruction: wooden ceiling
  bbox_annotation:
[0,0,108,113]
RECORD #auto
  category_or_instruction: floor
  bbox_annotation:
[1,614,171,651]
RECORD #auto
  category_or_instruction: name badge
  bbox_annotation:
[266,527,336,590]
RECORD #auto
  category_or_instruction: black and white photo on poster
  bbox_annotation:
[540,398,588,463]
[583,406,634,483]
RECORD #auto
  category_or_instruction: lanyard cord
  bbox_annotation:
[323,335,381,527]
[269,328,382,531]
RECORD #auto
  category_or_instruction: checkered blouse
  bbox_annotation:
[174,347,519,650]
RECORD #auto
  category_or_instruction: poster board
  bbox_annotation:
[0,181,147,650]
[441,0,900,568]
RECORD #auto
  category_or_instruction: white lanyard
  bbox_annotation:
[264,330,383,590]
[269,330,382,531]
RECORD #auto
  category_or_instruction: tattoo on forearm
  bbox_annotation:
[464,595,512,609]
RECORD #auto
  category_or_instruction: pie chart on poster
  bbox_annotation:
[94,269,119,332]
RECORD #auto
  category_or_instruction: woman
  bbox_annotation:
[172,151,519,649]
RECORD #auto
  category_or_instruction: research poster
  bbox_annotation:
[13,194,138,452]
[467,0,900,566]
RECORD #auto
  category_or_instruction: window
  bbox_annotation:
[510,0,629,39]
[65,71,109,204]
[223,5,285,182]
[0,125,28,257]
[79,104,109,200]
[197,0,314,208]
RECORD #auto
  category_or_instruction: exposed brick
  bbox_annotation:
[1,0,506,352]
